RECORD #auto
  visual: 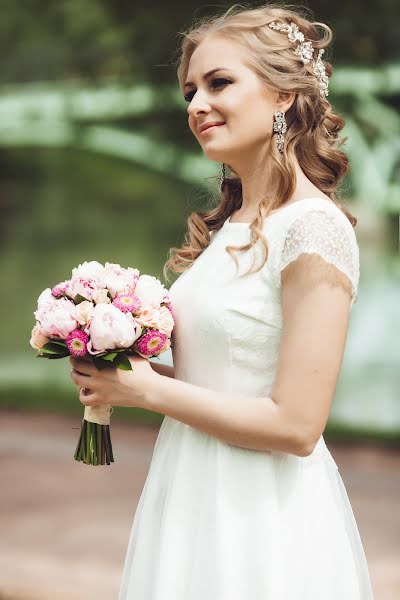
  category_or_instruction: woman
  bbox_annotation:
[70,4,374,598]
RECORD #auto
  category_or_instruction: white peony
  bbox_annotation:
[75,300,95,326]
[72,261,105,281]
[30,324,50,349]
[87,303,142,353]
[134,275,168,309]
[92,289,111,304]
[136,306,174,336]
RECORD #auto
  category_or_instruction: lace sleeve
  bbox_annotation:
[279,209,360,305]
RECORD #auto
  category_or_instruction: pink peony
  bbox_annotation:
[66,276,100,302]
[51,280,70,298]
[30,324,50,350]
[34,297,78,339]
[37,288,58,310]
[102,263,140,299]
[112,294,141,314]
[87,303,142,354]
[136,330,167,357]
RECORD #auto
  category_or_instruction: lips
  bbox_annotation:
[199,121,225,133]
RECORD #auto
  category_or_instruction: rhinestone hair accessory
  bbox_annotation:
[268,21,329,99]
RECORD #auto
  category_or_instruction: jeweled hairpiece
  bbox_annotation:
[268,21,329,99]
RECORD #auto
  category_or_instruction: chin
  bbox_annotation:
[202,146,230,163]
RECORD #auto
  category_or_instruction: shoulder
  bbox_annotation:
[266,197,360,305]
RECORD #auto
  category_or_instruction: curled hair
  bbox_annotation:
[163,2,357,284]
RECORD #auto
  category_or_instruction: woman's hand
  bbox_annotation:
[69,355,157,410]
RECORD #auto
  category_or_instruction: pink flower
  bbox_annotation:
[66,276,100,302]
[37,288,58,310]
[66,329,89,357]
[102,263,140,298]
[135,330,167,358]
[34,297,78,339]
[112,294,141,314]
[87,303,142,354]
[29,324,50,350]
[51,280,70,298]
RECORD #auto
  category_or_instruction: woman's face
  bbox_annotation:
[184,36,279,167]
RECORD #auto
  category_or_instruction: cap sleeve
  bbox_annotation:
[278,208,360,306]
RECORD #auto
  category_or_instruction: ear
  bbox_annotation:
[276,91,296,113]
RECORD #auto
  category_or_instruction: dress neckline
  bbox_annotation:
[223,197,334,227]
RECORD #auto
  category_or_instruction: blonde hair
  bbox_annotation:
[163,2,357,284]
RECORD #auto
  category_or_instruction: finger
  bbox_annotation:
[70,368,93,388]
[79,387,100,407]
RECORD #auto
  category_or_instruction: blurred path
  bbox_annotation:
[0,411,399,600]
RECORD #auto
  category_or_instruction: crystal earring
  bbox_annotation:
[219,163,226,193]
[273,110,287,154]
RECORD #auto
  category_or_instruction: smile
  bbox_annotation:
[199,124,225,135]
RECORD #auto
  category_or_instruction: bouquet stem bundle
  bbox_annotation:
[74,406,114,466]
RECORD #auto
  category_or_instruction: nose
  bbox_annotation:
[187,91,212,120]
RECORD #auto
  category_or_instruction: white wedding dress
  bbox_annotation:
[118,197,374,599]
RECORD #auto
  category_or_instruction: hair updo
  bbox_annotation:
[163,2,357,283]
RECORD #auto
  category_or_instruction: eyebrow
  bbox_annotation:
[184,68,233,89]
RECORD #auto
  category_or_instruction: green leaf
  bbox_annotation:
[42,342,70,355]
[101,352,118,361]
[37,353,67,360]
[48,339,68,348]
[114,353,132,371]
[74,294,88,304]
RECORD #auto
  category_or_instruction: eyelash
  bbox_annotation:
[184,78,231,103]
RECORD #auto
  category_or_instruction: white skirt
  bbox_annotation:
[118,416,374,599]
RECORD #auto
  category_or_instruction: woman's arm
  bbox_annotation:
[145,254,352,457]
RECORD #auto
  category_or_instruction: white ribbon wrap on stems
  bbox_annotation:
[84,405,112,426]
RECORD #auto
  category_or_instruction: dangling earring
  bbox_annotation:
[219,163,226,193]
[273,110,287,154]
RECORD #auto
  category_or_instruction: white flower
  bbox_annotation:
[29,324,50,349]
[134,275,168,309]
[87,303,142,353]
[92,289,111,304]
[136,306,174,336]
[75,300,95,326]
[72,261,105,281]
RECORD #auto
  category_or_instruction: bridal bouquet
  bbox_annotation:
[30,261,174,466]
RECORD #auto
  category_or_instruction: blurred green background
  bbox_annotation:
[0,0,399,438]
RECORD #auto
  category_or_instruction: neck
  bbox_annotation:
[227,152,306,218]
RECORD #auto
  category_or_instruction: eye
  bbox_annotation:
[184,78,231,103]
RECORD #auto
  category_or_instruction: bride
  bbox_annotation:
[70,3,374,598]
